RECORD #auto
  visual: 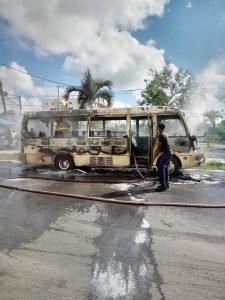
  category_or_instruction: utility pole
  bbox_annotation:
[18,96,22,114]
[0,79,7,114]
[57,84,60,110]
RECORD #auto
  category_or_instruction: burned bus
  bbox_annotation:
[20,106,204,174]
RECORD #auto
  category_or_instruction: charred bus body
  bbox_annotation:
[20,106,204,174]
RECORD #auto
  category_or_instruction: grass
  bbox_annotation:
[202,161,225,171]
[0,150,19,161]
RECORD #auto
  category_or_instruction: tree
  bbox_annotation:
[138,65,192,107]
[138,78,169,106]
[64,69,113,109]
[214,121,225,141]
[203,110,222,129]
[216,88,225,105]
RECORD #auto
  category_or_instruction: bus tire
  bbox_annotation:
[157,155,180,176]
[169,156,180,176]
[54,154,75,171]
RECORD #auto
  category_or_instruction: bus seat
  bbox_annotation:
[106,130,111,137]
[72,130,79,137]
[28,128,36,138]
[39,131,46,138]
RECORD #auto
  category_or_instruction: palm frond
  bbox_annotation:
[64,86,83,100]
[64,69,114,109]
[95,79,113,90]
[94,89,113,107]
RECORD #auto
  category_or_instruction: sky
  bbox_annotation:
[0,0,225,114]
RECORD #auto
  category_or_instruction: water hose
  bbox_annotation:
[132,151,157,180]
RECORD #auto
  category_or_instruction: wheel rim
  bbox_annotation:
[169,161,175,174]
[59,158,70,170]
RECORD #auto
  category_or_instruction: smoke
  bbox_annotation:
[183,56,225,134]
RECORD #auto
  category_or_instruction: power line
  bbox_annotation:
[0,62,69,87]
[2,61,225,95]
[0,62,145,93]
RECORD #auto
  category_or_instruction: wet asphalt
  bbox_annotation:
[0,161,225,300]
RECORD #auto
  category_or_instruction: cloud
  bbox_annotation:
[113,100,131,108]
[186,1,192,9]
[63,31,166,89]
[0,62,59,97]
[0,62,61,112]
[196,56,225,86]
[0,0,170,89]
[21,96,42,112]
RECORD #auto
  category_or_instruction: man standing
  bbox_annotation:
[155,123,173,191]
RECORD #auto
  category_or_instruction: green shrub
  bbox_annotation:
[203,162,225,171]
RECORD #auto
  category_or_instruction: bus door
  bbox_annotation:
[131,116,152,164]
[157,115,189,153]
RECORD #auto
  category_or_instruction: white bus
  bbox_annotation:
[20,106,204,174]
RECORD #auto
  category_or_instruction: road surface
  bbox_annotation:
[0,162,225,300]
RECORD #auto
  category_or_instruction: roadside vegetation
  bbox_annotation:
[202,161,225,171]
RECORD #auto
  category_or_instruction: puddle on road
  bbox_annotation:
[21,166,139,184]
[2,165,223,204]
[89,206,155,300]
[21,165,224,181]
[21,166,225,188]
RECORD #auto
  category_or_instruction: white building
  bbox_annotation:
[42,97,79,111]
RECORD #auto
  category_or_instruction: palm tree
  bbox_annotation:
[203,110,222,129]
[64,69,113,109]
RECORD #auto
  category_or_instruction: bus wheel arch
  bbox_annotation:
[156,155,181,176]
[54,152,75,170]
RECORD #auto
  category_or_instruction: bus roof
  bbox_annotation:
[24,106,185,118]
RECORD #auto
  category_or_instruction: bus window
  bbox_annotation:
[53,117,72,138]
[27,118,51,138]
[157,116,186,136]
[157,115,189,152]
[90,117,127,137]
[71,118,88,137]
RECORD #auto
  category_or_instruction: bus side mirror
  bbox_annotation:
[191,135,197,149]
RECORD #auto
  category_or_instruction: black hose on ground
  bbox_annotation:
[0,177,225,208]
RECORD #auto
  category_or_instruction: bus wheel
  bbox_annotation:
[169,156,180,175]
[157,156,180,176]
[55,154,75,171]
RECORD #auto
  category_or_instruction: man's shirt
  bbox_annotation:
[158,132,170,152]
